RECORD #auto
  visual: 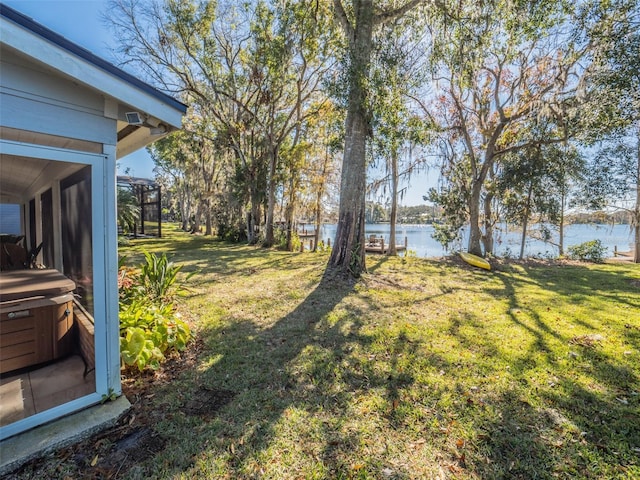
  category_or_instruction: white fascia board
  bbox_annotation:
[1,18,184,129]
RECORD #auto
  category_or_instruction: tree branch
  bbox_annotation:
[332,0,354,40]
[374,0,427,26]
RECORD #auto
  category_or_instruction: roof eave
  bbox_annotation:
[0,4,187,130]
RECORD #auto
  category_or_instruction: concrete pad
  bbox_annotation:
[0,374,35,426]
[0,395,130,476]
[29,356,94,412]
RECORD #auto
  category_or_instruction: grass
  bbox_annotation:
[14,225,640,479]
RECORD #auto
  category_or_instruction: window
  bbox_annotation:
[0,204,22,235]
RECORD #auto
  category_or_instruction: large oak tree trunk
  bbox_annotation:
[180,193,190,231]
[329,1,374,276]
[190,203,202,234]
[204,199,213,236]
[482,191,495,255]
[329,109,369,274]
[247,184,261,245]
[330,0,425,275]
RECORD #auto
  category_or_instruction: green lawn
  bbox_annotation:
[117,226,640,479]
[19,226,640,479]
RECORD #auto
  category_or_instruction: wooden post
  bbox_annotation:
[381,237,385,254]
[300,241,304,252]
[327,238,331,248]
[158,184,162,238]
[614,245,618,257]
[310,239,315,251]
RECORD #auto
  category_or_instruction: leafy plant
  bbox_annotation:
[100,388,117,404]
[118,252,193,371]
[139,250,192,303]
[567,239,607,263]
[119,299,191,371]
[120,251,194,305]
[315,240,332,254]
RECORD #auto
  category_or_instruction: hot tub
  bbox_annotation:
[0,269,76,374]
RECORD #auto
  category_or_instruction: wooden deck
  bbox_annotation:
[297,230,317,238]
[364,236,408,255]
[365,244,406,254]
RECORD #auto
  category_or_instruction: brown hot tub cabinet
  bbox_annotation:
[0,270,76,375]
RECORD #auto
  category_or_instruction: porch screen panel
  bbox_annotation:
[41,188,54,268]
[60,166,93,313]
[28,198,36,251]
[142,186,160,237]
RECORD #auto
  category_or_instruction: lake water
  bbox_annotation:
[317,223,634,258]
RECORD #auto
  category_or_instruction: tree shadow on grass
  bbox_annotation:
[104,243,640,477]
[448,265,640,478]
[474,366,640,479]
[495,261,640,311]
[124,266,436,478]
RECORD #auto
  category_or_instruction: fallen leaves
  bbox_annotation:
[408,438,427,450]
[569,334,605,347]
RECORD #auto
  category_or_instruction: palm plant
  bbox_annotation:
[117,187,139,235]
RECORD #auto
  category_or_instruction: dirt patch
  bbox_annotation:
[183,387,235,418]
[112,427,166,462]
[72,427,167,478]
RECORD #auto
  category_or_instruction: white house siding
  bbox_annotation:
[0,49,116,147]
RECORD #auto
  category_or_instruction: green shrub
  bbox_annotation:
[117,236,131,247]
[275,229,302,252]
[289,233,302,252]
[118,251,193,371]
[119,251,193,304]
[316,240,331,253]
[567,239,607,263]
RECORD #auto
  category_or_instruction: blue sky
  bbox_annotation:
[5,0,434,205]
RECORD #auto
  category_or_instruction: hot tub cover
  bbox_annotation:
[0,269,76,302]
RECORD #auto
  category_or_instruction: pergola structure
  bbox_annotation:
[117,175,162,238]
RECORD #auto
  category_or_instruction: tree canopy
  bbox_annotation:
[107,0,640,271]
